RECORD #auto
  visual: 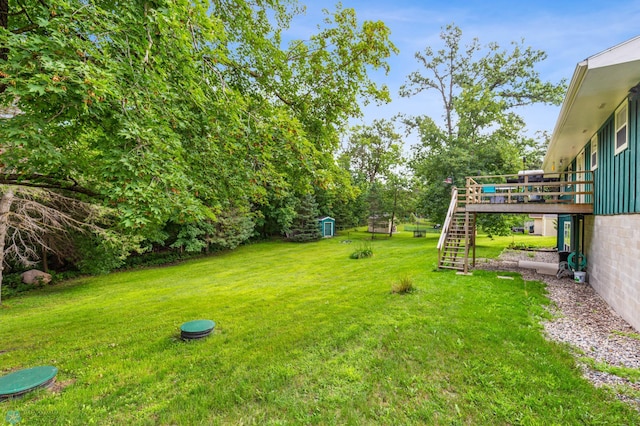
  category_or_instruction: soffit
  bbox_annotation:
[543,36,640,171]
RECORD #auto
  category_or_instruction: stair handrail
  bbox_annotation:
[437,186,459,253]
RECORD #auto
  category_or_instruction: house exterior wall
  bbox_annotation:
[578,94,640,331]
[584,214,640,331]
[594,96,640,215]
[558,94,640,331]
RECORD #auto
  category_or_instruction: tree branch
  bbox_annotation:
[0,174,99,197]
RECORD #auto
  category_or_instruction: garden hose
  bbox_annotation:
[568,252,587,271]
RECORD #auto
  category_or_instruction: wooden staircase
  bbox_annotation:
[437,187,476,272]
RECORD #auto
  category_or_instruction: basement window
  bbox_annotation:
[614,102,628,155]
[590,134,598,170]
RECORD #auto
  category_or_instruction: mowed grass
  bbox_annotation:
[1,230,638,424]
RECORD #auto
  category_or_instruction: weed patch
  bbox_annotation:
[391,275,414,294]
[350,241,373,259]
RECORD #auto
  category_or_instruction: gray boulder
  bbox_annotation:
[21,269,52,285]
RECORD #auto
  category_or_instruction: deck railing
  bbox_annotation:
[465,170,594,206]
[437,186,459,253]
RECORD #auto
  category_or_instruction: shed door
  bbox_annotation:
[324,221,333,236]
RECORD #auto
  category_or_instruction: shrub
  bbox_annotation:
[0,272,52,300]
[350,242,373,259]
[122,250,198,269]
[391,276,414,294]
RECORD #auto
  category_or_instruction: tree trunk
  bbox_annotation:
[0,0,7,34]
[388,186,398,238]
[0,0,8,94]
[0,187,15,305]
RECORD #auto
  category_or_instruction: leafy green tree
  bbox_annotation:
[0,1,397,273]
[341,119,403,185]
[400,24,565,224]
[381,174,420,235]
[313,170,361,231]
[339,118,405,232]
[237,5,398,234]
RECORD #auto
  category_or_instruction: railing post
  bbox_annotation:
[463,211,470,274]
[437,186,459,268]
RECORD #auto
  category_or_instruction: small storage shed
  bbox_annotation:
[318,216,335,238]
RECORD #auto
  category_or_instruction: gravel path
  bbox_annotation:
[477,249,640,409]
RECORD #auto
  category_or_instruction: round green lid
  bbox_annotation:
[0,366,58,397]
[180,319,215,333]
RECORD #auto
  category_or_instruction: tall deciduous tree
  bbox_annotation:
[0,1,396,279]
[339,119,405,235]
[400,24,565,224]
[341,119,403,185]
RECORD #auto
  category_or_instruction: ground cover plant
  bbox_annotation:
[1,230,638,424]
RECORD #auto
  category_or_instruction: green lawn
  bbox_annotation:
[1,230,638,424]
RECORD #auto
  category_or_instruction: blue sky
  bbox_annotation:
[286,0,640,146]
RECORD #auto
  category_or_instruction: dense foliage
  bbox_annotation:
[287,193,322,242]
[1,6,565,281]
[0,0,397,286]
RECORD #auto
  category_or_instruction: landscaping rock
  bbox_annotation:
[21,269,52,285]
[478,249,640,410]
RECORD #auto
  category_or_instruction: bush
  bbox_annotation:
[122,250,199,269]
[350,242,373,259]
[1,272,45,299]
[391,276,415,294]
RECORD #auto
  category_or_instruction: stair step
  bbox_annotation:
[439,265,464,271]
[438,190,475,272]
[440,257,464,263]
[440,258,464,263]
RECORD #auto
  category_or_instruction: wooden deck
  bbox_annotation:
[463,171,594,215]
[462,203,593,214]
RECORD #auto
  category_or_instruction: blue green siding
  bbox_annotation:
[318,217,335,237]
[557,215,572,251]
[584,144,593,204]
[593,96,640,215]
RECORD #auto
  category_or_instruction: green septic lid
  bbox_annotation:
[180,319,216,340]
[0,366,58,398]
[181,319,215,334]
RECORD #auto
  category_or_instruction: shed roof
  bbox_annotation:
[543,36,640,171]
